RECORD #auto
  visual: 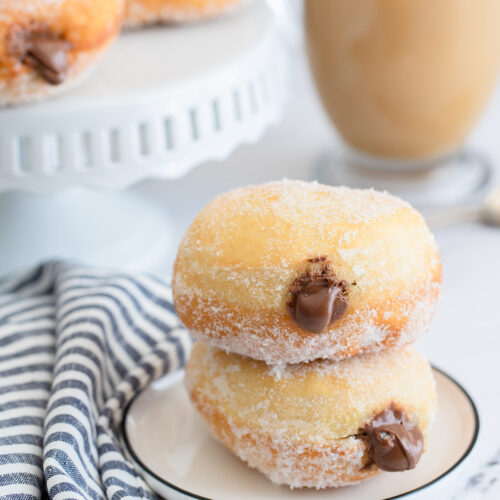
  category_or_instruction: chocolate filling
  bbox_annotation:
[7,24,71,85]
[357,405,424,472]
[24,38,71,85]
[288,257,348,334]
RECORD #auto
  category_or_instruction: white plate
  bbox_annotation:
[123,367,479,500]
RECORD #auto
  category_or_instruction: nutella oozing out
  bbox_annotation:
[24,37,71,85]
[288,257,348,334]
[7,24,71,85]
[358,405,424,472]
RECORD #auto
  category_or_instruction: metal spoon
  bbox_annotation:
[426,186,500,228]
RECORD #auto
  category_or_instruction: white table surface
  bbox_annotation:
[133,43,500,499]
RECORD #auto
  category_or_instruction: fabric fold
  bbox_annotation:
[0,262,191,499]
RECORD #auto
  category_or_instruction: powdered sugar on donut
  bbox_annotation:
[186,343,435,443]
[173,180,441,363]
[124,0,248,28]
[185,343,436,488]
[0,1,110,22]
[179,279,439,364]
[202,412,375,489]
[0,1,64,21]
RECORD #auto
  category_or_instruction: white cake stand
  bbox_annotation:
[0,1,288,275]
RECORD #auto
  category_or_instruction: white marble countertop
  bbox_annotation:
[134,44,500,499]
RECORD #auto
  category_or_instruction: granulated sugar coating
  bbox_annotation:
[173,180,442,364]
[185,342,436,489]
[0,1,65,21]
[123,0,248,27]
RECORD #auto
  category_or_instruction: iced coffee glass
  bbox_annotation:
[305,0,500,205]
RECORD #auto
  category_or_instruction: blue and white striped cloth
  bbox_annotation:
[0,262,191,499]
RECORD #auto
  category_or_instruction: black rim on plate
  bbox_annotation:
[121,365,480,500]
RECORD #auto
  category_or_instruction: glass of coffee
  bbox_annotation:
[305,0,500,206]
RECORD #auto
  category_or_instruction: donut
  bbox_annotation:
[173,180,442,364]
[0,0,122,106]
[185,342,436,488]
[123,0,247,28]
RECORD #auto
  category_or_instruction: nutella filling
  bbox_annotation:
[288,257,348,334]
[24,38,71,85]
[7,25,71,85]
[358,405,424,472]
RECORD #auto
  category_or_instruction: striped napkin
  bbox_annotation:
[0,262,191,499]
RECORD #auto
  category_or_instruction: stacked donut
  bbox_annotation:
[173,180,442,488]
[1,0,248,106]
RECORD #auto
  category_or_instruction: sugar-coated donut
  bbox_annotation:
[0,0,122,106]
[123,0,248,28]
[173,180,442,364]
[185,342,436,488]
